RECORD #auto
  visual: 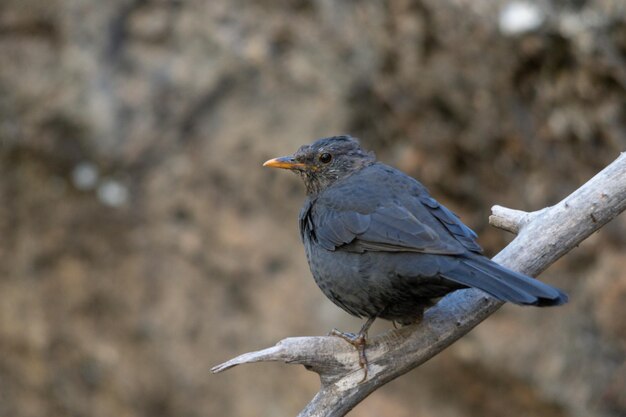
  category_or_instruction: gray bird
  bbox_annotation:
[264,135,567,376]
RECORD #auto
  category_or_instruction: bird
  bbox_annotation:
[263,135,567,378]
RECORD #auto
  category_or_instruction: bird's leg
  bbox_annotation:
[328,316,376,382]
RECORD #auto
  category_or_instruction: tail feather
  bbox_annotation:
[441,256,568,307]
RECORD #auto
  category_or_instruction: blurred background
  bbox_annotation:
[0,0,625,416]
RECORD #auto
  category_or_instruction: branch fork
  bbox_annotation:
[212,153,626,417]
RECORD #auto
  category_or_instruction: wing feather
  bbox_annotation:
[299,164,483,255]
[311,200,465,255]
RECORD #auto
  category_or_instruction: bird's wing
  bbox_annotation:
[302,163,484,255]
[416,194,483,253]
[310,197,471,255]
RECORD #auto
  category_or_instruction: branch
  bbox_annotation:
[212,152,626,417]
[488,206,549,234]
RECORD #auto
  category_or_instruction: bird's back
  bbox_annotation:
[309,162,482,255]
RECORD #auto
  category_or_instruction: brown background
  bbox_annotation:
[0,1,625,416]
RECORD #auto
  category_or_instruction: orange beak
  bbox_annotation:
[263,156,306,170]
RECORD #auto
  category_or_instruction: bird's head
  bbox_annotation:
[263,135,376,195]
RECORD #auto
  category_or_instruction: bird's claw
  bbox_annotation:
[328,328,369,382]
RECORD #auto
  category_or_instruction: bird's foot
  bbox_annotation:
[328,328,369,382]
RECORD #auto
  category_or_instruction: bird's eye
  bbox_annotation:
[319,153,332,164]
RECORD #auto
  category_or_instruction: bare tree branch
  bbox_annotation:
[212,152,626,417]
[488,206,548,234]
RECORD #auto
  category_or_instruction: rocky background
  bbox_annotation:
[1,1,625,416]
